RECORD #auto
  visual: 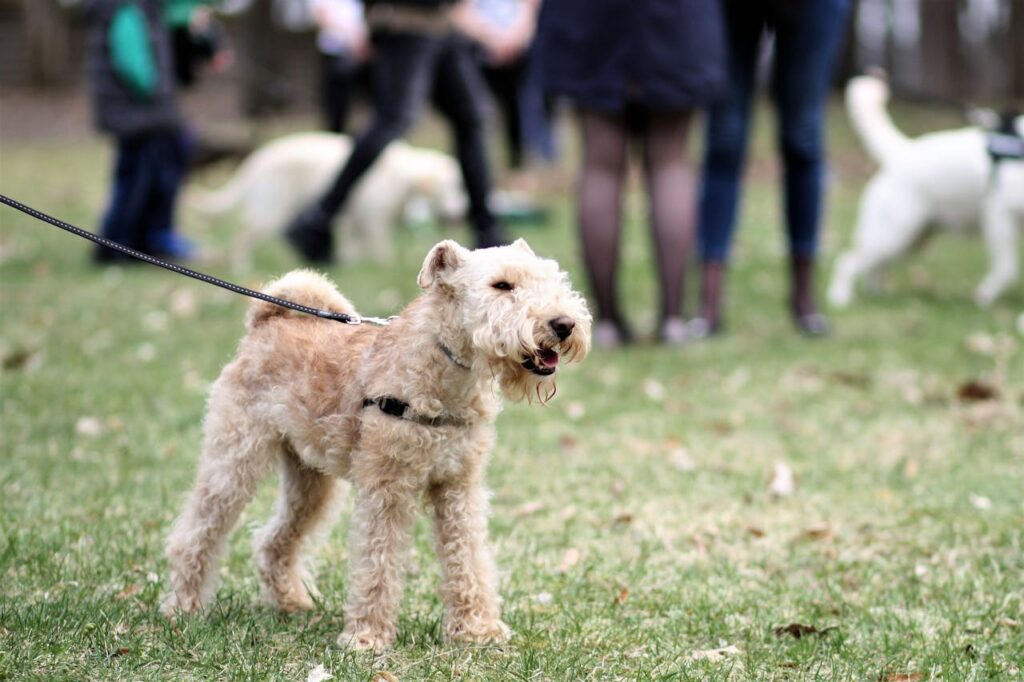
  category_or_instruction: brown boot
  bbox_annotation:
[790,256,830,337]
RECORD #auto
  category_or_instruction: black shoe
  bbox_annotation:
[474,223,511,249]
[794,312,830,337]
[285,205,334,264]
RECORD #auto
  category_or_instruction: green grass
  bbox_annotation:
[1,100,1022,681]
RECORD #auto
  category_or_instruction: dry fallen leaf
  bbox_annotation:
[169,288,198,318]
[883,673,923,682]
[773,623,836,639]
[798,522,833,542]
[670,446,697,472]
[612,587,629,605]
[116,584,142,600]
[306,664,333,682]
[996,617,1020,628]
[2,348,36,371]
[558,548,580,573]
[745,526,765,538]
[643,378,666,402]
[372,672,399,682]
[513,501,546,518]
[969,493,993,510]
[957,380,999,402]
[689,644,741,662]
[532,591,553,605]
[565,401,585,420]
[769,462,796,497]
[75,417,104,438]
[611,512,634,526]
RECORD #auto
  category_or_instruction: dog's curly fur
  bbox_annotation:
[161,239,591,651]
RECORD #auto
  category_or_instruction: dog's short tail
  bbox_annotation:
[247,270,358,329]
[846,74,910,165]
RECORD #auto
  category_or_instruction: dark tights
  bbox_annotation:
[577,108,696,326]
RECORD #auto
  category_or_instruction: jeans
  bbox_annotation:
[96,129,187,260]
[698,0,851,262]
[318,30,497,235]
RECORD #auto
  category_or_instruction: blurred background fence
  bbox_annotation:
[3,0,1023,112]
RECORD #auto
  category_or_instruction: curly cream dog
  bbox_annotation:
[162,239,590,650]
[188,132,467,268]
[829,75,1024,307]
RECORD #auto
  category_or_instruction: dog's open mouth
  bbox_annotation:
[521,348,559,376]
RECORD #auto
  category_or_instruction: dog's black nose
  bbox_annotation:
[549,316,575,340]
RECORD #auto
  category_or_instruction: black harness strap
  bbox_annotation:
[362,397,466,428]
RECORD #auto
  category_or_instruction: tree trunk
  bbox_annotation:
[918,0,962,101]
[237,0,292,117]
[1012,0,1024,103]
[23,0,71,86]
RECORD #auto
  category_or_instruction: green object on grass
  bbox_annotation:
[108,2,157,97]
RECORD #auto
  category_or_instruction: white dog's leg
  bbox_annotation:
[428,474,510,645]
[828,250,862,308]
[253,447,338,613]
[829,178,930,307]
[975,192,1019,306]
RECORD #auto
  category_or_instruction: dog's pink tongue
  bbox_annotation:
[539,349,560,368]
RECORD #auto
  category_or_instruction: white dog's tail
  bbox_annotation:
[845,74,910,165]
[246,270,357,329]
[184,172,247,216]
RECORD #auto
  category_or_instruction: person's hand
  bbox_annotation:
[209,48,234,74]
[353,33,372,62]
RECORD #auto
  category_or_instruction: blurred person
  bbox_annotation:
[537,0,726,346]
[693,0,852,338]
[85,0,191,263]
[464,0,549,173]
[285,0,510,264]
[310,0,371,133]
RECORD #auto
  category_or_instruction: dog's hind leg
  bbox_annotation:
[162,405,277,616]
[427,474,510,645]
[253,446,339,613]
[975,192,1019,306]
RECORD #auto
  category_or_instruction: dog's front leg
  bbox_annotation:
[976,191,1019,306]
[428,475,511,645]
[338,481,419,651]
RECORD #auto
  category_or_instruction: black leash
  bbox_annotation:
[0,193,391,326]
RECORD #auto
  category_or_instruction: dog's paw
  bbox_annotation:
[159,590,202,618]
[445,619,513,646]
[337,627,394,652]
[974,280,1001,307]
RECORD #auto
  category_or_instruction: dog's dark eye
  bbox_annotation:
[491,281,514,292]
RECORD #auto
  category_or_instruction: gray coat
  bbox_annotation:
[85,0,181,138]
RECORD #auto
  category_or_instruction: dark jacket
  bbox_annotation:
[85,0,181,138]
[537,0,726,112]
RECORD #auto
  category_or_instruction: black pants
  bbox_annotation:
[481,56,526,170]
[96,128,188,261]
[320,52,367,134]
[318,31,496,235]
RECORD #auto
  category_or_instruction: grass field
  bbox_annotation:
[1,100,1022,681]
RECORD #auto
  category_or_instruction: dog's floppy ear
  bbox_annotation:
[511,238,534,256]
[418,240,468,289]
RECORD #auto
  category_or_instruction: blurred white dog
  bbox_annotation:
[188,132,467,269]
[829,75,1024,307]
